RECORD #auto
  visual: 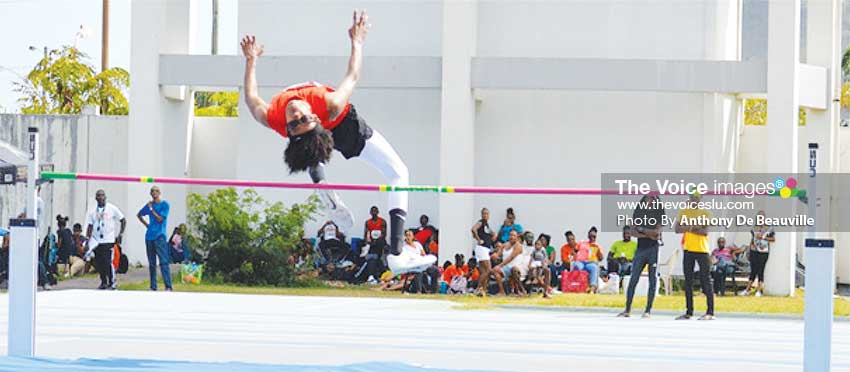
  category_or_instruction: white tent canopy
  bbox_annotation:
[0,140,27,166]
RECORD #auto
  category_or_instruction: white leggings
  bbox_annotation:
[357,130,409,213]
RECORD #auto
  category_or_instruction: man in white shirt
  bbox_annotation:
[85,189,126,290]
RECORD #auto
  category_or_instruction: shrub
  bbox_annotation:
[186,188,319,286]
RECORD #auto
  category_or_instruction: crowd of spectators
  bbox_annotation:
[302,204,773,300]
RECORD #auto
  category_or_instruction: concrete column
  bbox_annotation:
[764,0,801,296]
[807,0,844,282]
[127,0,194,265]
[700,1,741,246]
[438,1,477,263]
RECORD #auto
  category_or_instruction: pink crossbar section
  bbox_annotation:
[74,173,380,192]
[65,173,770,196]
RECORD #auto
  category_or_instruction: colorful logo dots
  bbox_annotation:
[774,176,800,199]
[786,177,797,189]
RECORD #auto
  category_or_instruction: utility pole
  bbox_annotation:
[100,0,109,114]
[212,0,219,55]
[102,0,109,72]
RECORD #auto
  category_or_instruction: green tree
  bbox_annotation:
[187,188,319,286]
[194,91,239,117]
[14,46,129,115]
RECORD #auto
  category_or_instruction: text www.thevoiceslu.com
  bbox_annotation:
[615,199,755,212]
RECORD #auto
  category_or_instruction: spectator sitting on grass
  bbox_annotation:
[66,223,89,277]
[317,220,349,264]
[442,254,467,283]
[441,260,454,282]
[466,257,480,289]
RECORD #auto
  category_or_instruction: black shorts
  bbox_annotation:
[331,105,373,159]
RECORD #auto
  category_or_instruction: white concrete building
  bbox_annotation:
[2,0,847,296]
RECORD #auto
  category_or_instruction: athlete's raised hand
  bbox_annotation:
[348,10,370,47]
[240,35,264,61]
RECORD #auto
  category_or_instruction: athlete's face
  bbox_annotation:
[404,230,414,244]
[285,101,319,136]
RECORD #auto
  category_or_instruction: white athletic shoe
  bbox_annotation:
[738,289,750,296]
[755,291,762,297]
[317,189,354,234]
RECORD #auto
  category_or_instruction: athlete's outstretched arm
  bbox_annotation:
[327,10,370,118]
[241,35,269,127]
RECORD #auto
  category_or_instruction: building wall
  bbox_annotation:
[0,114,134,261]
[473,90,709,270]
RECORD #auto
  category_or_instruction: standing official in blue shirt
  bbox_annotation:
[137,185,171,291]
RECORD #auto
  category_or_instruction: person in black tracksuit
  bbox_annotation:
[619,195,665,318]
